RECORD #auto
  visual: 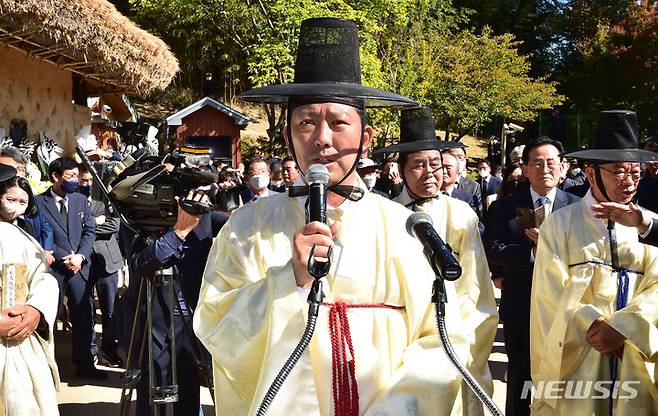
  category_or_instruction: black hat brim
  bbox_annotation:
[239,83,416,108]
[562,148,658,163]
[374,140,463,154]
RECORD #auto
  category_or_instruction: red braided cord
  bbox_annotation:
[325,302,403,416]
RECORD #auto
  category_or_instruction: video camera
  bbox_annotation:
[108,146,219,232]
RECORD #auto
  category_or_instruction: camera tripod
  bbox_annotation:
[74,146,215,415]
[117,252,215,416]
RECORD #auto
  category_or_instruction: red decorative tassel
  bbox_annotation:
[325,302,403,416]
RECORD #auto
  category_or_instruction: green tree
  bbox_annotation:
[390,28,564,141]
[558,0,658,133]
[122,0,563,147]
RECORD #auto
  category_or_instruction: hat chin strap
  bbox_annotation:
[286,107,366,196]
[593,164,640,206]
[593,165,613,203]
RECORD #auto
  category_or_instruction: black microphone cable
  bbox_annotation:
[406,212,504,416]
[256,164,330,416]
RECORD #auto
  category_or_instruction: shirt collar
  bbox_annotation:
[51,188,66,203]
[529,186,557,206]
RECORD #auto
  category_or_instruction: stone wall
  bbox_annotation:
[0,45,90,154]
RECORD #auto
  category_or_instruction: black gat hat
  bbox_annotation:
[239,18,416,108]
[563,110,658,163]
[375,107,464,154]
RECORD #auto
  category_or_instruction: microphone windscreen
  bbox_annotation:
[405,212,433,237]
[306,164,330,186]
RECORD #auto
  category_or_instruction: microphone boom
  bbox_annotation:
[406,212,462,280]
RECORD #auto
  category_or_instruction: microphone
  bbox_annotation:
[406,212,462,280]
[306,164,330,224]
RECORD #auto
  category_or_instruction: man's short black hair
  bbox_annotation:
[521,136,564,164]
[282,156,295,164]
[48,157,78,178]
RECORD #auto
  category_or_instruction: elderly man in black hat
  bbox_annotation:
[377,106,498,415]
[194,18,466,415]
[530,110,658,416]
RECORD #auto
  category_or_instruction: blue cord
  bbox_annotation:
[609,268,630,416]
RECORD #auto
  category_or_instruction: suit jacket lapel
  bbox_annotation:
[552,190,567,213]
[67,197,76,232]
[522,189,534,210]
[43,190,67,232]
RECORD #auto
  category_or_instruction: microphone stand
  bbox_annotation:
[255,247,328,416]
[431,269,504,416]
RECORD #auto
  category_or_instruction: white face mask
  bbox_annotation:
[249,174,270,190]
[362,175,377,190]
[0,200,27,222]
[478,169,490,179]
[570,168,581,176]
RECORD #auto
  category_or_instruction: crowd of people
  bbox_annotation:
[0,16,656,416]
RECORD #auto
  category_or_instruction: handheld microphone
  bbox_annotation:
[306,164,330,224]
[406,212,462,280]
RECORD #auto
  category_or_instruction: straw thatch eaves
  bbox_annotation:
[0,0,179,96]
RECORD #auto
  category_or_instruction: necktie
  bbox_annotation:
[59,199,68,231]
[535,196,549,209]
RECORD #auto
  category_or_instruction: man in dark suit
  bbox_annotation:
[120,190,228,415]
[441,152,481,217]
[35,157,101,379]
[79,165,123,367]
[477,159,502,215]
[447,146,483,216]
[477,159,502,197]
[484,138,580,416]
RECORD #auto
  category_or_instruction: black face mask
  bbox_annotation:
[78,184,91,197]
[503,179,529,195]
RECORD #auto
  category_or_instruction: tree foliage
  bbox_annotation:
[392,28,563,140]
[121,0,564,149]
[558,0,658,133]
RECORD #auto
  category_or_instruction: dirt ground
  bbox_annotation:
[56,290,506,415]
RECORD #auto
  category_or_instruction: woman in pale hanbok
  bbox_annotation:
[0,164,59,415]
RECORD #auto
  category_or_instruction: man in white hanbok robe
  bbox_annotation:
[530,110,658,416]
[0,222,59,416]
[380,106,498,416]
[531,190,658,415]
[394,188,498,416]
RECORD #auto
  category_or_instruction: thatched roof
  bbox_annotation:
[0,0,179,96]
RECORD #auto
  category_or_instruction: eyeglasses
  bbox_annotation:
[61,172,79,180]
[247,169,268,176]
[599,166,644,182]
[527,158,561,170]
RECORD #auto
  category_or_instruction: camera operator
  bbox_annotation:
[119,189,228,416]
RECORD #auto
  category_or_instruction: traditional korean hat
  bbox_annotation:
[239,18,416,200]
[375,107,464,154]
[563,110,658,163]
[239,18,415,108]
